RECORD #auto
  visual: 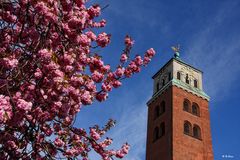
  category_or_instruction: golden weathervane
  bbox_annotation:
[171,44,180,53]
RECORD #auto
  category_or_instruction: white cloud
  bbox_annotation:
[87,95,151,160]
[185,2,240,101]
[110,100,149,160]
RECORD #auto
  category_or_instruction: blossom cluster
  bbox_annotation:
[0,0,156,159]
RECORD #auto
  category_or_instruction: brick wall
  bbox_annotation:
[172,86,213,160]
[146,86,214,160]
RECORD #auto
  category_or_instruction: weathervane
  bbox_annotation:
[171,44,180,58]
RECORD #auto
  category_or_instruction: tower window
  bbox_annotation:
[156,82,160,91]
[162,79,165,87]
[168,72,171,81]
[183,99,190,112]
[153,127,159,141]
[184,121,192,135]
[154,105,160,119]
[193,125,201,139]
[177,72,181,80]
[194,79,198,88]
[192,103,200,116]
[186,74,189,84]
[160,101,166,115]
[159,122,165,137]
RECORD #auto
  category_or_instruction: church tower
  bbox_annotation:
[146,50,214,160]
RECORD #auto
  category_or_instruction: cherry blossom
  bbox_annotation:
[0,0,156,159]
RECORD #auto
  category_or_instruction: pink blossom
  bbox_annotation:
[0,95,12,123]
[71,76,84,87]
[35,2,48,15]
[38,49,52,60]
[125,35,134,47]
[77,34,91,46]
[91,71,104,83]
[90,128,101,141]
[6,141,17,150]
[62,23,71,34]
[116,143,130,158]
[96,32,111,47]
[3,11,17,23]
[86,31,97,41]
[85,80,96,92]
[34,68,43,79]
[121,143,130,154]
[124,68,132,78]
[53,69,64,77]
[43,127,53,136]
[91,57,104,68]
[2,57,18,69]
[88,5,101,17]
[65,65,74,72]
[101,83,112,92]
[135,67,141,73]
[115,67,125,77]
[96,92,108,102]
[91,19,107,28]
[99,19,107,27]
[143,56,151,65]
[51,32,59,40]
[44,61,59,71]
[16,99,32,112]
[145,48,156,58]
[81,90,92,105]
[102,65,111,73]
[63,54,74,65]
[75,0,88,7]
[68,16,82,29]
[120,54,128,62]
[134,55,143,66]
[107,72,116,80]
[64,116,72,125]
[112,80,122,88]
[100,138,113,148]
[128,61,138,71]
[54,137,65,147]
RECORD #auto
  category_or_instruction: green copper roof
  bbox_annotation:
[147,78,210,105]
[172,78,210,100]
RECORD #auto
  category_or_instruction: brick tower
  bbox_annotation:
[146,50,214,160]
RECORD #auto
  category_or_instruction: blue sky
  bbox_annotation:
[76,0,240,159]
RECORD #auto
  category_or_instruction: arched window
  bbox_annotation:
[153,127,159,141]
[168,72,171,81]
[184,121,192,135]
[194,79,198,88]
[177,72,181,80]
[159,122,165,137]
[162,79,165,87]
[183,99,190,112]
[193,125,201,139]
[186,74,189,84]
[154,105,160,119]
[156,82,160,91]
[192,103,200,116]
[160,101,165,115]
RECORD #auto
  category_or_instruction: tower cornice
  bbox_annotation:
[147,78,210,106]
